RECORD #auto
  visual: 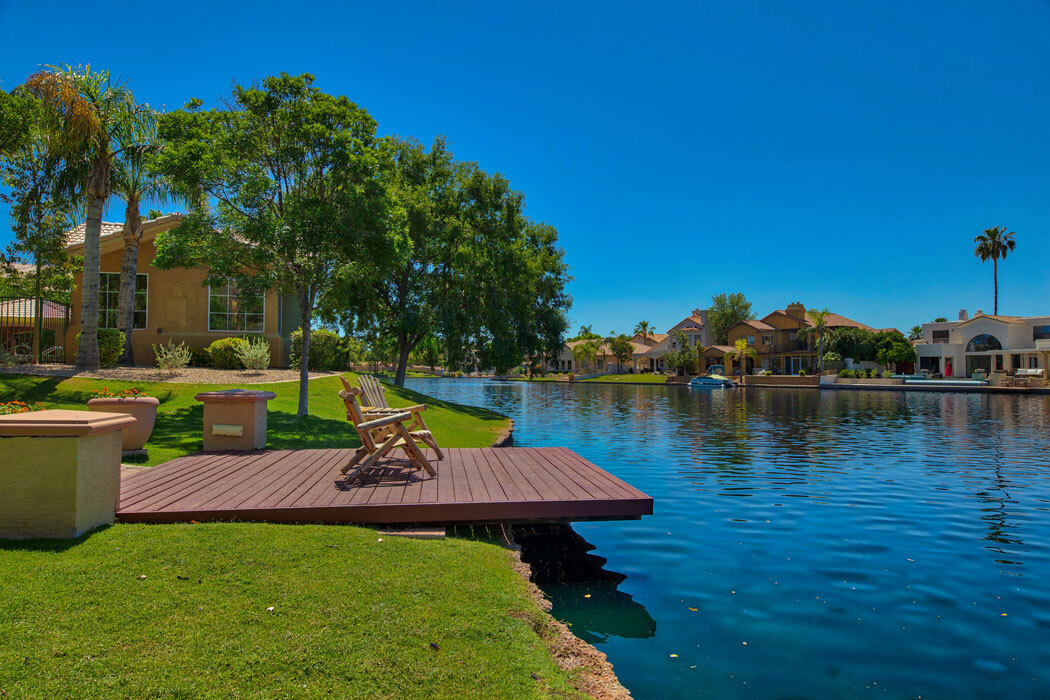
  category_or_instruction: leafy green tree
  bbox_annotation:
[663,330,699,375]
[0,88,38,156]
[876,336,916,371]
[570,324,602,341]
[25,65,152,370]
[708,292,755,345]
[826,327,877,362]
[933,317,948,323]
[409,334,443,372]
[610,334,634,372]
[112,119,176,365]
[153,73,389,415]
[974,226,1016,315]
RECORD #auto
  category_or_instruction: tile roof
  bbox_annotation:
[3,262,36,275]
[705,345,735,353]
[739,319,776,331]
[0,298,69,319]
[63,213,185,250]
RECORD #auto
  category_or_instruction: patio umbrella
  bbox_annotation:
[945,359,952,377]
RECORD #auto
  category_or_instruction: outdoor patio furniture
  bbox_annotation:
[338,387,438,484]
[340,375,445,461]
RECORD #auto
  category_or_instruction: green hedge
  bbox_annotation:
[208,337,249,369]
[289,328,346,371]
[75,329,125,366]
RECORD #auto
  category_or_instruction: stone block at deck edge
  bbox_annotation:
[0,432,122,539]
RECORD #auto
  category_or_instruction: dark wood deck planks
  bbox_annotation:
[116,447,652,524]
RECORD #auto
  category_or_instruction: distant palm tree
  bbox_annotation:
[725,337,758,377]
[633,320,652,340]
[797,307,832,373]
[908,325,923,341]
[577,324,594,338]
[974,226,1016,315]
[572,339,600,373]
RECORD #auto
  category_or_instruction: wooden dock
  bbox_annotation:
[116,447,652,525]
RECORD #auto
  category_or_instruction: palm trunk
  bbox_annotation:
[993,259,998,315]
[117,197,142,366]
[297,291,312,416]
[76,194,105,370]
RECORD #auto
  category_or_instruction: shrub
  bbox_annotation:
[798,369,808,376]
[290,328,345,371]
[208,337,249,369]
[823,351,842,362]
[0,400,45,414]
[236,337,271,370]
[881,370,894,379]
[839,369,851,378]
[75,329,126,366]
[153,340,191,374]
[188,346,213,367]
[763,370,772,376]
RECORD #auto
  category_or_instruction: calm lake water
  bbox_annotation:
[404,378,1050,700]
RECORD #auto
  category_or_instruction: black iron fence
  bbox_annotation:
[0,296,71,363]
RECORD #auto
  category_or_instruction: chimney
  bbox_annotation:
[976,309,983,317]
[786,301,805,318]
[958,309,968,321]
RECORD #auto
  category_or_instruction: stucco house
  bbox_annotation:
[914,309,1050,377]
[725,301,882,374]
[62,214,301,367]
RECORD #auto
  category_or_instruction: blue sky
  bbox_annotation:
[1,0,1048,334]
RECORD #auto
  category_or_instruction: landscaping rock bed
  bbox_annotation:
[0,364,340,384]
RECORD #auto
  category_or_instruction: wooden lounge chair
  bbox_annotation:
[338,387,438,484]
[340,375,445,460]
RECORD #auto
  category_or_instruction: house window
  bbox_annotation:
[99,272,147,330]
[932,330,949,343]
[965,334,1002,352]
[1033,326,1050,341]
[762,334,773,345]
[209,282,265,332]
[747,335,755,345]
[788,331,797,340]
[919,357,940,373]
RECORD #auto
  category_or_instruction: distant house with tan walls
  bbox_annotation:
[62,214,301,367]
[914,309,1050,378]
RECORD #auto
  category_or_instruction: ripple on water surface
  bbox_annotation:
[406,379,1050,699]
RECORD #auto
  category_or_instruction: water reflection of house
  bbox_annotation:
[914,309,1050,378]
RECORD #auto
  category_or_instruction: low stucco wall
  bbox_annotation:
[835,378,905,386]
[743,375,820,387]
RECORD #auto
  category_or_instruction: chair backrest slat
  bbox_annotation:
[359,375,389,408]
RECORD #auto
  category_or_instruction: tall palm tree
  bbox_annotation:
[572,339,600,373]
[633,320,652,340]
[908,325,923,341]
[111,119,171,365]
[725,337,758,377]
[974,226,1016,316]
[25,65,150,370]
[797,307,832,373]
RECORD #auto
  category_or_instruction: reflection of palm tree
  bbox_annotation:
[725,337,757,377]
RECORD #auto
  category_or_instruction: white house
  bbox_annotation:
[914,309,1050,377]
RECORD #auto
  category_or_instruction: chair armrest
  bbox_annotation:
[363,404,428,414]
[358,412,413,430]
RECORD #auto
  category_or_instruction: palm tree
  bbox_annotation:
[576,323,594,339]
[908,325,923,341]
[633,320,652,340]
[572,339,600,373]
[974,226,1016,316]
[111,119,172,365]
[725,337,757,377]
[25,65,151,370]
[797,307,832,373]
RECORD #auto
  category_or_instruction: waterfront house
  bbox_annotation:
[725,301,878,374]
[61,214,300,367]
[914,309,1050,378]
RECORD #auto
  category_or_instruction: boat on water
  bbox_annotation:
[691,364,734,388]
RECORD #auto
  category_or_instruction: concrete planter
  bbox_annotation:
[0,409,136,539]
[86,396,159,451]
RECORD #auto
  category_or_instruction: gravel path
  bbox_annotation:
[0,364,341,384]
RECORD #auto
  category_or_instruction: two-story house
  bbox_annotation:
[914,309,1050,378]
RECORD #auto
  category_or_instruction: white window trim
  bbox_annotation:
[208,283,266,333]
[99,271,148,331]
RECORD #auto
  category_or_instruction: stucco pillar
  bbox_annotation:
[195,389,277,451]
[0,409,136,539]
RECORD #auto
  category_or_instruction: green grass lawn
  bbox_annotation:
[0,523,583,699]
[0,372,508,466]
[580,374,668,383]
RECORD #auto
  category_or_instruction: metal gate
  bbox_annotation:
[0,296,71,363]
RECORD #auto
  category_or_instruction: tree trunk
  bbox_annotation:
[394,331,412,387]
[993,259,998,315]
[117,196,142,366]
[297,292,312,416]
[76,193,105,370]
[32,262,42,365]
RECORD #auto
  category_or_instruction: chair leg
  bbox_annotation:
[411,414,445,460]
[396,424,436,476]
[340,447,369,474]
